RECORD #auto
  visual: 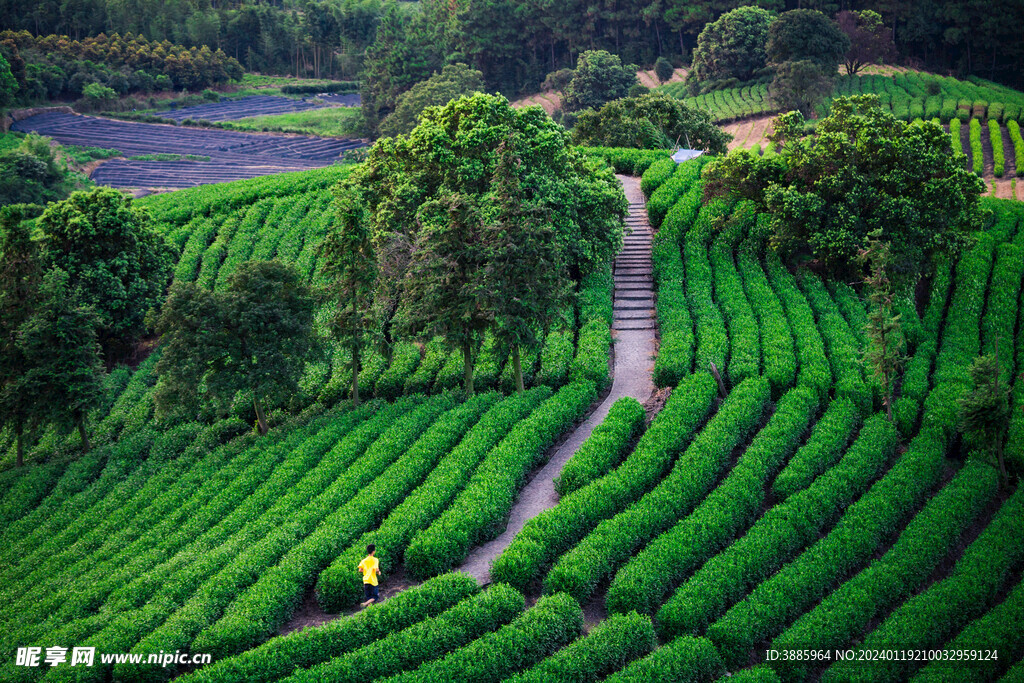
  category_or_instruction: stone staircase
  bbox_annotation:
[613,199,656,332]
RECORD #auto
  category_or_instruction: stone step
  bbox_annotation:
[616,277,654,286]
[614,299,655,310]
[615,267,653,276]
[614,309,655,320]
[615,287,654,297]
[613,320,656,331]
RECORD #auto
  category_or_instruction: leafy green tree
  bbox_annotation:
[39,187,174,362]
[319,186,377,406]
[485,139,568,393]
[153,260,316,435]
[572,91,731,153]
[858,233,904,422]
[689,6,775,84]
[766,9,850,75]
[0,206,42,466]
[959,354,1011,490]
[561,50,638,113]
[836,9,896,75]
[349,93,625,391]
[703,95,985,283]
[0,52,17,105]
[378,63,484,138]
[654,56,674,83]
[17,269,105,452]
[770,58,833,117]
[400,189,491,395]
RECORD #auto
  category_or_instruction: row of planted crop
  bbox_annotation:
[490,373,717,592]
[2,400,409,675]
[821,483,1024,682]
[605,384,818,617]
[702,385,961,670]
[11,398,426,680]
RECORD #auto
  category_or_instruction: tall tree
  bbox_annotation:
[17,269,104,452]
[769,58,833,117]
[320,187,376,406]
[378,63,484,138]
[836,9,896,75]
[703,96,985,283]
[39,187,173,363]
[561,49,638,113]
[766,9,849,76]
[401,190,491,395]
[0,205,42,466]
[153,260,316,435]
[571,91,731,152]
[688,5,775,85]
[858,233,904,422]
[485,139,568,393]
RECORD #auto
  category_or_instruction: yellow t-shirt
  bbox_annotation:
[358,555,379,586]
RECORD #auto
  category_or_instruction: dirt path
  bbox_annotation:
[457,175,658,583]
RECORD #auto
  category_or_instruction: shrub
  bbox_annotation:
[544,377,770,604]
[489,373,716,593]
[765,254,831,398]
[508,611,656,683]
[640,158,677,198]
[283,584,525,683]
[737,239,795,397]
[192,395,492,658]
[535,320,574,387]
[990,119,1005,177]
[772,459,999,681]
[606,386,818,616]
[381,592,583,683]
[771,397,860,501]
[570,267,613,390]
[315,389,549,611]
[970,117,984,175]
[176,574,480,683]
[554,397,645,496]
[404,382,597,579]
[604,636,725,683]
[710,203,760,387]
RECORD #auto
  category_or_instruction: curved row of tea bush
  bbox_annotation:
[605,386,817,616]
[553,397,645,497]
[544,377,769,604]
[489,374,717,593]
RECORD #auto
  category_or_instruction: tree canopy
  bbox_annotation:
[836,9,896,75]
[337,92,624,393]
[689,6,775,85]
[153,260,316,434]
[766,9,850,75]
[378,63,484,138]
[560,50,638,113]
[769,58,833,117]
[571,92,731,154]
[703,95,985,284]
[39,187,174,361]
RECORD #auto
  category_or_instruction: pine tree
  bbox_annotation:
[858,233,904,422]
[959,354,1011,491]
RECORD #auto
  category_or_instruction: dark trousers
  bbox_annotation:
[363,584,379,602]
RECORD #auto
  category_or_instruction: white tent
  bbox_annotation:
[671,148,704,163]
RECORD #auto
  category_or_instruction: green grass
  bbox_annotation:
[218,106,364,137]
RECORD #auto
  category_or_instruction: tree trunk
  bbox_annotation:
[351,344,361,407]
[513,345,524,394]
[16,422,24,468]
[77,415,91,452]
[462,340,475,396]
[253,395,269,435]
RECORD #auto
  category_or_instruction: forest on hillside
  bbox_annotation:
[2,0,1023,94]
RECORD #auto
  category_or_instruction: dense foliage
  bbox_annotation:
[378,63,483,138]
[571,92,731,153]
[0,29,242,103]
[703,96,985,283]
[688,6,775,86]
[560,50,637,114]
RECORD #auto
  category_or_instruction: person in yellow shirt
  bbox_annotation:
[358,544,381,607]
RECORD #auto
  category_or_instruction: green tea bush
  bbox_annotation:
[544,377,769,604]
[489,374,716,592]
[554,397,645,496]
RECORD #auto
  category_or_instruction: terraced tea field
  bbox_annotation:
[1,151,1022,682]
